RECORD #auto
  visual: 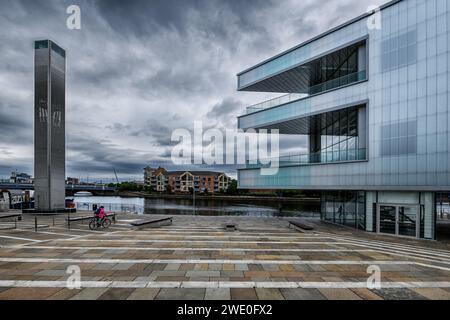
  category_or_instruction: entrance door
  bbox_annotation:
[377,204,419,238]
[379,205,396,235]
[398,206,419,237]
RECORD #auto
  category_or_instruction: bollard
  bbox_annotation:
[34,216,37,232]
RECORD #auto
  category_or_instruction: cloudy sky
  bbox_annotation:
[0,0,386,182]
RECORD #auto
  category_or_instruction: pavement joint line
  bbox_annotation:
[324,238,450,264]
[0,235,43,243]
[327,241,450,266]
[15,229,82,238]
[56,239,353,245]
[0,280,450,289]
[0,245,378,253]
[51,226,109,234]
[328,235,450,257]
[319,231,450,255]
[113,230,306,236]
[97,235,328,240]
[0,257,421,265]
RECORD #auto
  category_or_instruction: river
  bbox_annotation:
[71,196,320,217]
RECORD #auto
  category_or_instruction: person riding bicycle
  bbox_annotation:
[90,206,111,230]
[94,206,106,226]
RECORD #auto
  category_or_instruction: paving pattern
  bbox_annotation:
[0,213,450,300]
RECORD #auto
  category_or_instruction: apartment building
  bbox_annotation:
[144,167,231,193]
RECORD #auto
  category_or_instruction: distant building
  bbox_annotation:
[66,177,80,185]
[144,166,231,193]
[10,172,33,184]
[144,166,168,191]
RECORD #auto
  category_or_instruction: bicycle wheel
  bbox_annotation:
[89,219,97,230]
[102,218,112,229]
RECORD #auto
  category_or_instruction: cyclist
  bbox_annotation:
[99,206,106,220]
[94,206,106,227]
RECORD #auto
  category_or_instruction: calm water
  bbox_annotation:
[71,196,320,217]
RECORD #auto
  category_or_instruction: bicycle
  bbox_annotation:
[89,216,112,230]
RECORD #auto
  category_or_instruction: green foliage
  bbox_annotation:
[117,182,144,192]
[280,190,304,198]
[226,179,238,195]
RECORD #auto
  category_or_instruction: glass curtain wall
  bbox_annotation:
[314,106,364,163]
[321,191,366,229]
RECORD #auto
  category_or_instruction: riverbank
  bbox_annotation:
[118,191,320,203]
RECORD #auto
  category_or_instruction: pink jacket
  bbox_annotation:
[99,208,105,219]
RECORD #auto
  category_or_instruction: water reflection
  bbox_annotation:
[71,196,319,217]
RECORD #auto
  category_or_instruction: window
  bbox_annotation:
[316,106,365,163]
[381,120,417,156]
[381,30,417,72]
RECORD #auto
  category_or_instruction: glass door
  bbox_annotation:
[398,206,419,237]
[379,205,396,235]
[377,204,419,238]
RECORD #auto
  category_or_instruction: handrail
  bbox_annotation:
[246,93,306,114]
[245,70,367,115]
[246,148,367,168]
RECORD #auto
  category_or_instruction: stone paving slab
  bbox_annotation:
[280,288,325,300]
[127,288,161,300]
[156,288,205,300]
[205,288,231,300]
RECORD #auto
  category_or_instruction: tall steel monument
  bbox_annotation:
[34,40,66,211]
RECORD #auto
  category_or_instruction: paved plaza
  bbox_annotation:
[0,213,450,300]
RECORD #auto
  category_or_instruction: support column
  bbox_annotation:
[365,191,375,232]
[421,192,435,240]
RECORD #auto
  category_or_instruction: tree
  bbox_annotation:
[226,179,238,195]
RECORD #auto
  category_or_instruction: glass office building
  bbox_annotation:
[237,0,450,239]
[34,40,66,211]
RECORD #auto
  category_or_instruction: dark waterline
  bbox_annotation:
[72,196,320,217]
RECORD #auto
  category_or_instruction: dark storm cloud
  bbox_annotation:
[94,0,272,36]
[0,0,387,179]
[0,103,32,144]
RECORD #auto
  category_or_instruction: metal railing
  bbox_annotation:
[309,70,366,95]
[246,148,367,169]
[75,202,144,214]
[245,70,367,115]
[246,93,306,114]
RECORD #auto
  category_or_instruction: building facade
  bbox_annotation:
[144,166,169,192]
[66,177,80,185]
[34,40,66,211]
[10,172,33,184]
[144,167,231,193]
[237,0,450,239]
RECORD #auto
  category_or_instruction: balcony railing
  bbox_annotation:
[245,70,366,115]
[246,93,306,115]
[309,70,366,95]
[245,148,367,169]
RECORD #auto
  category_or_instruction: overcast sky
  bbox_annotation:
[0,0,387,182]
